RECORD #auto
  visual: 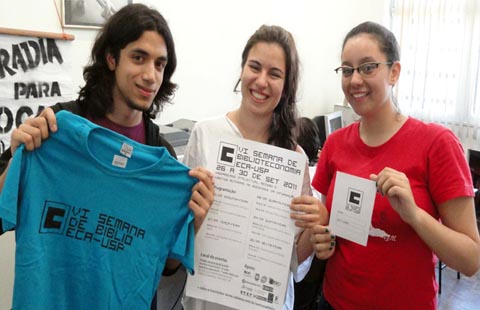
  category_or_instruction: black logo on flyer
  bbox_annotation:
[218,142,237,166]
[346,188,363,214]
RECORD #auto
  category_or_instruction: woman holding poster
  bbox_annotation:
[181,25,325,310]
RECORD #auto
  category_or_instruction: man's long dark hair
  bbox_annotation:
[239,25,300,151]
[77,3,177,119]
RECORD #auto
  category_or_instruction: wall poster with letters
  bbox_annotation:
[0,34,74,152]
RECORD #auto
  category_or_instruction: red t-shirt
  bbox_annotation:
[312,117,473,310]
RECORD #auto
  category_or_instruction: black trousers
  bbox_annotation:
[317,294,334,310]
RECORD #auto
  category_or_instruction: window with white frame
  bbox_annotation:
[390,0,480,144]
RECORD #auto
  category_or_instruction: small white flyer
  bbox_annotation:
[329,171,376,246]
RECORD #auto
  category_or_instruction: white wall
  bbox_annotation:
[148,0,389,122]
[0,0,389,122]
[0,0,388,308]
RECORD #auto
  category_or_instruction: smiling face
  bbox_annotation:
[240,42,286,118]
[106,30,168,115]
[341,33,400,118]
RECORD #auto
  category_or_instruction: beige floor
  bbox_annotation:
[437,266,480,310]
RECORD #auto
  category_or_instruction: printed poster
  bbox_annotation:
[185,137,306,310]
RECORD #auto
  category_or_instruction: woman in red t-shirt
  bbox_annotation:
[309,21,480,310]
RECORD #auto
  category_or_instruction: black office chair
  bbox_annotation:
[438,260,461,294]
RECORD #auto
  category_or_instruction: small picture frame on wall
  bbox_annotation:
[62,0,133,29]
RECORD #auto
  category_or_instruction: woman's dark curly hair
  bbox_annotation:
[77,3,177,119]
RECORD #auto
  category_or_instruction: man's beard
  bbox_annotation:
[125,98,152,113]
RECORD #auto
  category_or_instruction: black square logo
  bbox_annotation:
[217,142,237,166]
[345,188,363,214]
[39,201,71,234]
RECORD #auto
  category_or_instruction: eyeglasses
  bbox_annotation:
[334,62,393,78]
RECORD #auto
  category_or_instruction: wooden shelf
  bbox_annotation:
[0,27,74,41]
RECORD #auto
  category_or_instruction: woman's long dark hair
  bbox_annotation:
[239,25,300,151]
[77,3,177,119]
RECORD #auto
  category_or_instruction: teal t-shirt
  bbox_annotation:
[0,111,196,309]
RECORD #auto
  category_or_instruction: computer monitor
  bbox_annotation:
[159,125,190,159]
[313,111,343,149]
[166,118,196,133]
[162,118,196,160]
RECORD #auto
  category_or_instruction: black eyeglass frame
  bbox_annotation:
[334,62,393,77]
